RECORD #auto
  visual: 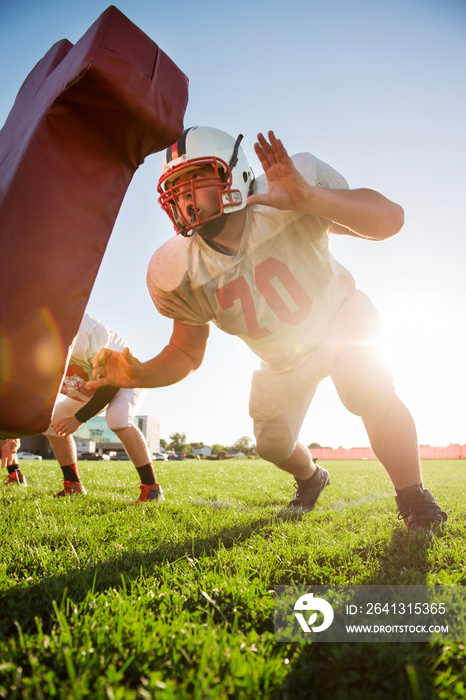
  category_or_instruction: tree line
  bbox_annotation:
[160,433,257,458]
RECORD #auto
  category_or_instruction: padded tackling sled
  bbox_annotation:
[0,6,188,437]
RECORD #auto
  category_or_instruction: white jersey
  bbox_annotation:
[60,313,127,402]
[147,153,356,372]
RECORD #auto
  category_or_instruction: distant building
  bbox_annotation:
[193,446,212,457]
[19,434,53,458]
[19,414,161,457]
[75,414,160,455]
[134,415,161,455]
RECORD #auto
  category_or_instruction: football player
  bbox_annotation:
[89,128,446,531]
[46,313,164,503]
[1,438,25,485]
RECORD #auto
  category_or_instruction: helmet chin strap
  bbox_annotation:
[178,213,227,239]
[195,214,228,241]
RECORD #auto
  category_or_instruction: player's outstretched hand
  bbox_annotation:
[87,347,142,391]
[246,131,313,211]
[52,415,81,438]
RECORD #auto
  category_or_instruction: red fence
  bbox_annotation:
[310,445,466,460]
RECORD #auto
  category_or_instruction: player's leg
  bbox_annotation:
[249,363,330,510]
[44,398,86,496]
[105,388,164,503]
[329,295,419,488]
[276,441,317,480]
[362,399,446,530]
[330,291,447,530]
[362,396,421,490]
[3,441,27,486]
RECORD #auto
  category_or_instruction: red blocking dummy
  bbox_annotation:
[0,6,188,437]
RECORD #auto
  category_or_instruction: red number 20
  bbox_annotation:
[216,257,313,340]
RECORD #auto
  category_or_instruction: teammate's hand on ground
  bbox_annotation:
[1,438,21,468]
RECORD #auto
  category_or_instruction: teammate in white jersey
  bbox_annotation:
[89,128,446,531]
[45,313,164,503]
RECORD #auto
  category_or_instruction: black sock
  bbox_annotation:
[61,464,80,482]
[308,465,320,480]
[7,465,19,475]
[136,463,157,486]
[296,466,320,485]
[395,483,423,497]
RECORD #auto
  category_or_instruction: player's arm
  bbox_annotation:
[52,385,120,438]
[88,320,210,390]
[247,131,404,240]
[320,188,404,240]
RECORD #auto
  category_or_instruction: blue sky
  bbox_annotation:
[1,0,465,448]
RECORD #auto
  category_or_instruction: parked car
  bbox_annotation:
[78,452,109,461]
[17,452,42,460]
[153,453,168,461]
[112,452,130,460]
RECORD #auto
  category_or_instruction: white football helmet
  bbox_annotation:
[157,126,254,238]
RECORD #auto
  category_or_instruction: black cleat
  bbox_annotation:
[395,485,447,532]
[289,465,330,511]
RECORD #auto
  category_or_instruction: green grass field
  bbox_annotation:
[1,458,465,699]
